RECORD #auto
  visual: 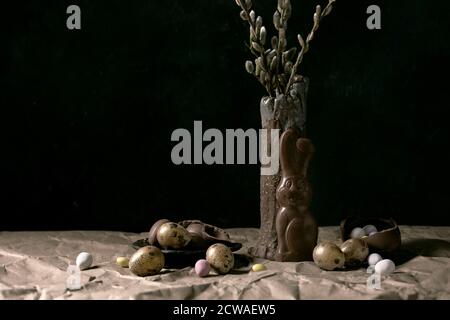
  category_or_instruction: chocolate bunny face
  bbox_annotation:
[276,176,311,207]
[276,128,314,207]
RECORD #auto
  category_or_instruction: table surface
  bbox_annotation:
[0,226,449,299]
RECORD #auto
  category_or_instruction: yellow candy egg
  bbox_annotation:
[251,264,267,272]
[116,256,129,268]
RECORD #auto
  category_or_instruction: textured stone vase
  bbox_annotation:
[248,77,317,260]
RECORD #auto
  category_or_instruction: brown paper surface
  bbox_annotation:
[0,226,449,300]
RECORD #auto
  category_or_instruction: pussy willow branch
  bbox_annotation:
[284,0,335,95]
[274,0,291,95]
[236,0,273,95]
[236,0,336,97]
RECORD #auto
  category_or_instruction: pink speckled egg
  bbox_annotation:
[195,259,210,277]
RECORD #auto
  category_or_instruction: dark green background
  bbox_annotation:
[2,0,449,231]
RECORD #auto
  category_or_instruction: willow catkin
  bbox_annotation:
[235,0,337,96]
[245,61,254,74]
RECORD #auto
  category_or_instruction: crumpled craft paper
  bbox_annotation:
[0,226,449,300]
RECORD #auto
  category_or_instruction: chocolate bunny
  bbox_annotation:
[275,128,318,262]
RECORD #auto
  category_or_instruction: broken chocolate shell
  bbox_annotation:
[178,220,233,249]
[340,216,401,253]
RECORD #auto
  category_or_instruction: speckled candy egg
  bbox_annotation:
[340,239,369,267]
[374,259,395,275]
[129,246,165,277]
[206,243,234,274]
[194,259,210,277]
[156,222,191,249]
[312,242,345,271]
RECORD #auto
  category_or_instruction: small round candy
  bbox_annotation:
[363,225,378,235]
[374,259,395,275]
[194,259,210,277]
[350,227,366,239]
[116,256,129,268]
[251,264,267,272]
[76,252,93,270]
[367,253,383,266]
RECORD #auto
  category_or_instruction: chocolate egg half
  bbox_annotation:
[340,217,401,253]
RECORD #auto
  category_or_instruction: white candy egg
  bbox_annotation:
[363,225,378,235]
[368,253,383,266]
[374,259,395,275]
[76,252,93,270]
[350,227,366,239]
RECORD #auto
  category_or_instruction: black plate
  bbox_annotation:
[131,238,243,269]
